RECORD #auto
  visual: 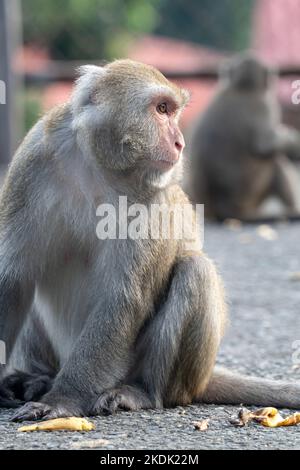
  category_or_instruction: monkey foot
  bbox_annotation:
[92,385,154,416]
[0,383,24,408]
[3,371,53,402]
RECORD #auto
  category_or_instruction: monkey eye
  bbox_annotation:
[156,102,168,114]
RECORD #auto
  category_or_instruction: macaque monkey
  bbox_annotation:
[0,60,299,422]
[187,54,300,221]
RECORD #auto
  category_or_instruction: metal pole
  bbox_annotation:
[0,0,23,164]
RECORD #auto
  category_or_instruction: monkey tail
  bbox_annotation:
[199,366,300,408]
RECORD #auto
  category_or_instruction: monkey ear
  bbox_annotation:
[76,65,105,77]
[72,65,106,110]
[181,88,191,106]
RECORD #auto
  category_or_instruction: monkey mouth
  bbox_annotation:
[150,159,178,172]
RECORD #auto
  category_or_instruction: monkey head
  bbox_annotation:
[71,60,189,188]
[220,53,276,92]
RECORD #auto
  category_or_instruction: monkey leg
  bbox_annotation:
[1,312,57,408]
[92,255,226,415]
[272,154,300,213]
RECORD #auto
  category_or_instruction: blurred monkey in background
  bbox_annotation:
[187,54,300,221]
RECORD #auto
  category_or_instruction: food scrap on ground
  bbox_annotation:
[224,218,242,231]
[256,225,278,241]
[70,438,110,448]
[192,419,210,431]
[289,271,300,282]
[230,407,300,428]
[18,417,95,432]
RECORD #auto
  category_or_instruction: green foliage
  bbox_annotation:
[22,89,42,132]
[155,0,254,51]
[22,0,254,60]
[22,0,159,60]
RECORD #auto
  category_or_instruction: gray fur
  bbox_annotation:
[202,367,300,408]
[0,59,299,420]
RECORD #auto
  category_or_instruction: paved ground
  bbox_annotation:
[1,222,300,450]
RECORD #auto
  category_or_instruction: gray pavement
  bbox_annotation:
[1,222,300,450]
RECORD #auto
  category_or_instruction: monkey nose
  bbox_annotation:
[175,139,185,152]
[175,141,183,151]
[174,133,185,152]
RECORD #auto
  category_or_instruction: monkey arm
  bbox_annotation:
[0,130,52,366]
[253,124,300,160]
[0,204,43,366]
[0,203,36,365]
[271,155,300,212]
[252,126,283,158]
[277,125,300,161]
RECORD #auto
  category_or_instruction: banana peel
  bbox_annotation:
[18,417,95,432]
[230,407,300,428]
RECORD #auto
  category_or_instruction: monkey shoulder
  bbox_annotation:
[44,103,72,134]
[0,105,76,224]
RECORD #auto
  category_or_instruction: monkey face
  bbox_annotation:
[72,60,189,188]
[220,54,276,91]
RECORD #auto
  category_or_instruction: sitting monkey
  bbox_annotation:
[0,60,299,422]
[187,54,300,221]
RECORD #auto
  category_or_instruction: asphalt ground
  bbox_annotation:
[0,222,300,450]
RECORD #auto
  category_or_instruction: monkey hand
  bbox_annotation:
[91,385,155,416]
[11,400,85,422]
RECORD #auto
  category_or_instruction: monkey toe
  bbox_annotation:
[92,385,154,416]
[11,401,52,422]
[91,389,119,415]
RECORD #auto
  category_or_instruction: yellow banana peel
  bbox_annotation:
[230,407,300,428]
[18,417,95,432]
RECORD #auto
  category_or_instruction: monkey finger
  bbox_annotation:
[91,390,119,416]
[11,401,52,422]
[111,386,153,412]
[92,385,153,416]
